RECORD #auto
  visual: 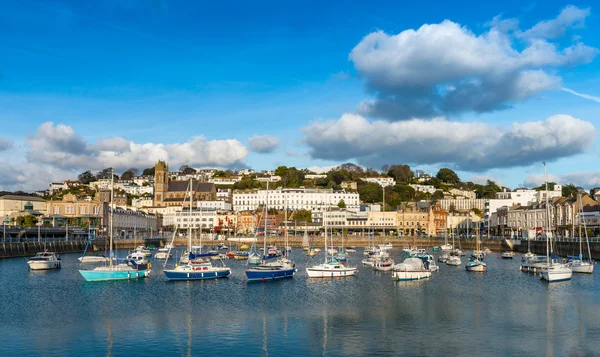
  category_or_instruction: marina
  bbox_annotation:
[2,246,600,356]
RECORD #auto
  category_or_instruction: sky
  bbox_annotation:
[1,0,599,191]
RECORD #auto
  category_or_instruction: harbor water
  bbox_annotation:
[1,248,599,356]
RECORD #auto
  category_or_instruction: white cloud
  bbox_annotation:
[525,171,600,189]
[561,87,600,103]
[25,122,248,172]
[247,135,279,153]
[303,113,595,172]
[0,138,13,151]
[349,7,598,120]
[467,175,505,187]
[520,5,590,39]
[305,165,339,174]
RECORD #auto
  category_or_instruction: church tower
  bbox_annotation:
[154,161,169,206]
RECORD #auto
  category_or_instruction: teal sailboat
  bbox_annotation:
[79,170,149,282]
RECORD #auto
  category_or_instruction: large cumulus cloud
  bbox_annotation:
[26,122,249,171]
[303,113,595,172]
[349,6,598,120]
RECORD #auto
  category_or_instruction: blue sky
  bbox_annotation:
[1,0,599,191]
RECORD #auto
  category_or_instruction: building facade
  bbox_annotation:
[233,187,360,212]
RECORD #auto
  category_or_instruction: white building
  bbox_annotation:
[217,189,231,201]
[409,184,437,194]
[233,187,360,212]
[89,179,112,191]
[164,208,218,229]
[449,188,476,199]
[362,177,396,187]
[305,174,327,179]
[132,197,154,208]
[256,176,282,182]
[209,177,242,185]
[49,182,68,194]
[121,184,154,196]
[197,200,232,211]
[238,169,255,176]
[439,199,485,212]
[132,176,153,186]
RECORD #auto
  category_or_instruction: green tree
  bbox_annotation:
[142,167,155,176]
[387,164,413,183]
[533,182,556,191]
[431,190,444,201]
[121,167,138,181]
[179,165,196,175]
[436,168,460,185]
[562,184,578,197]
[357,181,382,203]
[292,209,312,222]
[77,170,96,184]
[213,170,226,177]
[449,203,457,213]
[338,199,346,208]
[477,180,502,199]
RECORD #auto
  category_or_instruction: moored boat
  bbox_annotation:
[392,257,431,281]
[501,251,515,259]
[27,252,61,270]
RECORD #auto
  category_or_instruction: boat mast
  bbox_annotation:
[109,168,114,267]
[578,194,583,258]
[324,203,328,263]
[284,190,288,255]
[544,163,551,266]
[264,181,269,262]
[189,177,193,252]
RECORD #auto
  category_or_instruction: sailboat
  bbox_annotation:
[465,220,486,272]
[79,170,150,281]
[245,182,296,282]
[306,205,357,278]
[540,163,572,282]
[163,178,231,281]
[278,195,295,266]
[446,226,461,266]
[567,194,594,274]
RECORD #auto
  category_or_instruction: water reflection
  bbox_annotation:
[1,249,600,356]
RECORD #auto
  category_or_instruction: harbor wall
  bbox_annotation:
[0,241,88,259]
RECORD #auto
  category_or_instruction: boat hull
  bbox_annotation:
[465,263,487,272]
[28,260,61,270]
[540,268,572,282]
[306,267,357,278]
[392,270,431,281]
[245,267,296,281]
[572,262,594,274]
[79,269,149,282]
[164,268,231,281]
[78,256,109,264]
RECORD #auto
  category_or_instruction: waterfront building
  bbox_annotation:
[197,200,232,211]
[237,211,258,235]
[153,161,217,207]
[397,203,434,236]
[108,205,158,238]
[232,187,359,212]
[46,193,103,227]
[0,195,47,219]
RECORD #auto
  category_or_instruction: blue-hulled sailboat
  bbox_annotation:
[79,170,150,282]
[163,179,231,281]
[245,182,296,282]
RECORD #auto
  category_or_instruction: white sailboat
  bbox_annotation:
[540,163,572,282]
[568,194,594,274]
[306,205,356,278]
[465,223,486,272]
[446,230,461,266]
